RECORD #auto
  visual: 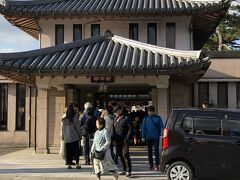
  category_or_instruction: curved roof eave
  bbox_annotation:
[0,34,210,78]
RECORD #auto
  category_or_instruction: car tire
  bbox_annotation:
[167,161,193,180]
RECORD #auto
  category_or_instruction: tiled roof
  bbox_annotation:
[2,0,230,15]
[0,34,209,75]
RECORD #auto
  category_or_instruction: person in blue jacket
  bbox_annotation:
[141,106,164,171]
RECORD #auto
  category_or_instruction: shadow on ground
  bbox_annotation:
[0,148,26,156]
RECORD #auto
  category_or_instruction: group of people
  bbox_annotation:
[60,102,164,180]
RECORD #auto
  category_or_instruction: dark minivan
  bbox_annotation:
[160,108,240,180]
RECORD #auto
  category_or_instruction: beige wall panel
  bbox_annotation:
[36,89,48,153]
[170,81,192,109]
[193,82,198,107]
[13,132,28,145]
[39,16,191,50]
[48,89,65,146]
[203,59,240,79]
[30,87,36,146]
[8,84,16,132]
[0,84,29,147]
[228,83,236,109]
[157,88,168,122]
[36,76,169,87]
[0,132,13,144]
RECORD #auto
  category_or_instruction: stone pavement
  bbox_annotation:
[0,147,167,180]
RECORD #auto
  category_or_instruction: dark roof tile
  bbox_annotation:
[2,0,230,15]
[0,34,209,74]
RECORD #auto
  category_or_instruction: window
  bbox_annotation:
[166,22,175,48]
[91,24,100,37]
[55,24,64,45]
[183,116,221,136]
[0,84,8,130]
[16,84,26,131]
[198,82,209,106]
[129,23,138,41]
[147,23,157,45]
[73,24,82,41]
[237,83,240,108]
[218,82,228,108]
[223,120,240,137]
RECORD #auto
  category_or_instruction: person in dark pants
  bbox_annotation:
[113,106,134,177]
[81,107,96,165]
[141,106,164,171]
[62,104,82,169]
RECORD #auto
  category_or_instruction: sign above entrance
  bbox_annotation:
[91,76,114,83]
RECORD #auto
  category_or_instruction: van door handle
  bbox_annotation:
[186,138,196,143]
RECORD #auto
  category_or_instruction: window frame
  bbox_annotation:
[129,23,139,41]
[198,82,209,107]
[15,84,26,131]
[55,24,64,45]
[73,24,82,41]
[166,22,176,49]
[0,84,8,131]
[236,82,240,108]
[147,23,157,45]
[181,112,223,137]
[91,24,100,37]
[217,82,228,108]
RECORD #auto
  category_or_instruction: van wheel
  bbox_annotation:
[167,161,193,180]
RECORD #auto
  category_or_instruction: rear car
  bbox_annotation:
[160,108,240,180]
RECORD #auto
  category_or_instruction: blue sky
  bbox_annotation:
[0,14,39,53]
[0,0,239,53]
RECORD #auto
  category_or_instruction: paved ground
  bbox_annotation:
[0,147,167,180]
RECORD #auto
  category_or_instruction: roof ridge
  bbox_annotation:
[112,35,202,59]
[6,0,66,6]
[4,0,230,8]
[0,35,108,61]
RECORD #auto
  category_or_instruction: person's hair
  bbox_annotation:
[87,108,94,117]
[114,106,123,114]
[147,106,155,112]
[97,117,105,130]
[110,101,117,107]
[122,106,128,115]
[84,102,93,111]
[105,105,113,114]
[69,103,79,112]
[66,104,75,121]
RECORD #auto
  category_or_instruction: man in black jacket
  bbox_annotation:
[113,106,134,177]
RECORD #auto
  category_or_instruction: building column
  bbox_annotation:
[152,88,158,112]
[36,88,49,154]
[209,82,217,106]
[193,82,199,107]
[228,82,236,109]
[157,86,169,123]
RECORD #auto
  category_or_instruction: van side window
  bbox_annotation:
[183,116,221,136]
[183,117,193,134]
[223,120,240,137]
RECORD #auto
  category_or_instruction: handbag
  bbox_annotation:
[93,150,105,160]
[93,130,106,160]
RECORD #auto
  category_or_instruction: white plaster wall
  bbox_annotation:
[39,16,191,50]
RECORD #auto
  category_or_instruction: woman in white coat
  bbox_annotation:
[91,117,118,180]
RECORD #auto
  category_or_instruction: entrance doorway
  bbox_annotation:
[67,84,153,110]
